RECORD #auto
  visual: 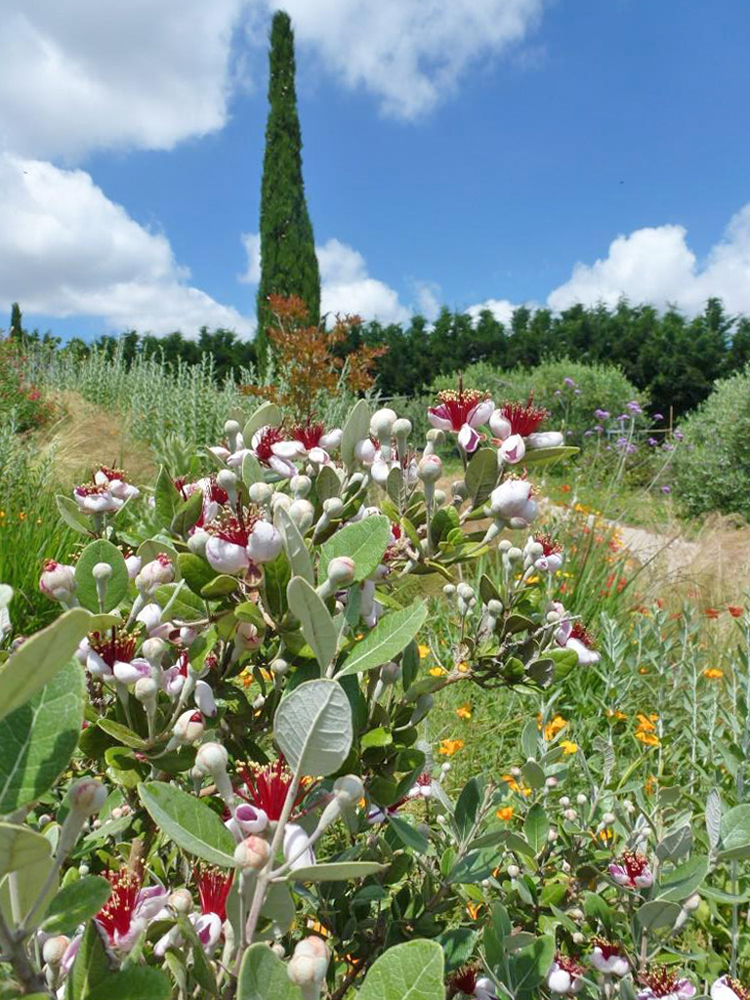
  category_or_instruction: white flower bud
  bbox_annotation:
[547,828,558,842]
[568,908,584,921]
[224,419,241,437]
[327,556,356,587]
[92,561,112,581]
[487,599,504,615]
[546,777,558,789]
[418,454,443,484]
[510,766,522,777]
[271,658,289,676]
[602,811,616,825]
[392,418,412,439]
[234,835,270,870]
[42,935,70,966]
[322,497,344,518]
[141,637,166,663]
[333,774,365,805]
[288,936,330,989]
[195,741,229,777]
[249,482,274,505]
[576,793,587,805]
[564,809,577,821]
[247,521,283,564]
[443,584,456,596]
[272,943,286,959]
[134,676,158,704]
[174,710,204,745]
[291,475,312,498]
[136,554,175,595]
[169,888,194,914]
[39,560,77,603]
[559,796,570,807]
[370,408,397,441]
[572,932,585,944]
[289,499,314,531]
[38,813,51,827]
[217,469,237,492]
[683,893,701,911]
[507,546,523,562]
[68,779,107,816]
[507,864,520,878]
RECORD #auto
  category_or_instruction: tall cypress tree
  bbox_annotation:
[9,302,22,337]
[256,11,320,368]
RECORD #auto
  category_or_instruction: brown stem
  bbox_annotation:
[0,908,48,996]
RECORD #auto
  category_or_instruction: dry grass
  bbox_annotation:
[37,391,157,487]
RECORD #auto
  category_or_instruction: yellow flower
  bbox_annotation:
[635,730,660,747]
[526,575,540,584]
[501,774,532,797]
[457,661,470,673]
[466,902,483,920]
[598,827,614,842]
[306,920,331,938]
[560,740,578,755]
[496,806,514,821]
[635,713,657,732]
[644,775,658,795]
[539,714,567,740]
[418,644,431,659]
[438,739,465,756]
[606,709,627,720]
[18,511,26,520]
[429,667,446,677]
[703,667,724,680]
[456,703,472,720]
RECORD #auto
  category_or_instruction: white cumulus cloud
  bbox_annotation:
[466,297,517,326]
[0,0,249,160]
[0,155,252,337]
[548,206,750,315]
[241,232,411,324]
[259,0,545,119]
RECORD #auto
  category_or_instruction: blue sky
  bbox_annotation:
[1,0,749,341]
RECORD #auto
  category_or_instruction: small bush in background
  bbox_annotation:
[0,335,55,431]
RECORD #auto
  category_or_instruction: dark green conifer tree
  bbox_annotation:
[9,302,23,337]
[256,11,320,368]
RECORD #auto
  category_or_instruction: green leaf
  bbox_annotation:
[175,915,219,996]
[657,855,708,902]
[465,448,498,508]
[66,920,116,1000]
[455,777,483,840]
[154,465,179,529]
[0,608,116,721]
[97,720,148,750]
[238,942,302,1000]
[341,399,371,470]
[243,401,282,443]
[276,507,314,584]
[510,935,556,993]
[286,577,338,671]
[138,782,237,866]
[241,451,265,487]
[436,927,477,974]
[201,575,239,598]
[171,489,204,537]
[263,553,291,619]
[388,815,429,853]
[56,494,94,535]
[137,538,181,571]
[319,516,391,583]
[521,445,579,467]
[357,939,445,1000]
[523,803,550,854]
[338,601,428,677]
[154,583,206,623]
[0,822,51,878]
[74,539,129,612]
[87,968,172,1000]
[361,727,392,749]
[0,658,84,813]
[178,552,218,596]
[316,464,341,502]
[289,861,387,882]
[635,899,682,930]
[43,876,112,935]
[274,679,352,777]
[720,804,750,859]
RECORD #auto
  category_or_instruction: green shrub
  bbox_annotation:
[672,363,750,520]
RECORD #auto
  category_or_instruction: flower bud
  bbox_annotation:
[125,553,142,578]
[564,809,577,821]
[136,554,175,595]
[288,936,330,989]
[249,482,274,505]
[195,741,228,777]
[141,637,167,663]
[134,676,158,704]
[68,779,107,817]
[546,777,558,789]
[289,499,315,532]
[507,546,523,563]
[489,410,512,439]
[234,835,270,870]
[379,661,402,685]
[418,454,443,484]
[290,475,312,498]
[92,561,112,582]
[683,893,701,911]
[560,796,570,807]
[507,864,520,878]
[602,811,616,825]
[194,680,217,718]
[457,582,474,601]
[187,530,208,556]
[322,497,344,518]
[327,556,356,588]
[370,408,397,441]
[39,560,77,603]
[42,935,70,966]
[174,710,204,745]
[392,418,412,439]
[169,888,194,914]
[271,657,289,676]
[333,774,365,805]
[576,793,587,805]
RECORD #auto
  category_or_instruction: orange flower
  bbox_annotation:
[635,731,660,747]
[606,709,627,721]
[429,667,446,677]
[456,703,473,720]
[457,661,470,673]
[728,606,745,618]
[561,484,571,493]
[560,740,579,755]
[466,902,483,920]
[704,608,721,619]
[635,713,657,731]
[501,775,532,797]
[496,806,514,821]
[438,739,464,756]
[703,667,724,680]
[644,775,658,795]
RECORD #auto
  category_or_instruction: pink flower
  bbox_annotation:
[609,850,653,889]
[96,869,167,952]
[80,625,151,686]
[637,967,696,1000]
[39,560,76,603]
[548,954,585,994]
[591,939,629,977]
[556,620,599,665]
[93,466,140,502]
[289,421,343,465]
[428,385,494,454]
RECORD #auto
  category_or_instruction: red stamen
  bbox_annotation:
[96,868,141,942]
[501,395,549,436]
[195,864,234,920]
[253,426,285,464]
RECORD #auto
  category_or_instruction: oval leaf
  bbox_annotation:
[319,516,391,584]
[275,679,352,777]
[243,401,282,443]
[276,507,314,584]
[238,942,302,1000]
[75,539,129,612]
[288,861,387,882]
[357,939,445,1000]
[0,822,51,878]
[286,577,337,671]
[138,781,237,866]
[43,876,112,935]
[338,601,428,677]
[341,399,371,470]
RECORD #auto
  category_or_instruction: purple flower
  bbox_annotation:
[661,485,671,494]
[584,430,595,437]
[554,390,562,397]
[626,443,637,454]
[627,401,643,415]
[594,424,604,433]
[674,430,684,441]
[662,442,674,452]
[594,409,609,420]
[647,437,658,447]
[563,377,577,388]
[653,413,664,421]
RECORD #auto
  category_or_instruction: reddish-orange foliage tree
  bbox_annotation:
[242,295,385,423]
